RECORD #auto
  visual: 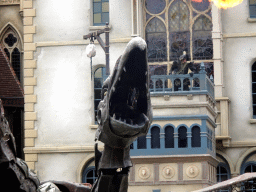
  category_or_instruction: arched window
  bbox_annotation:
[151,126,160,148]
[82,159,97,185]
[169,0,190,60]
[1,26,22,82]
[178,126,187,148]
[193,16,213,60]
[165,126,174,148]
[216,163,230,192]
[94,67,107,123]
[241,162,256,192]
[191,126,201,147]
[137,135,147,149]
[252,62,256,118]
[145,17,167,62]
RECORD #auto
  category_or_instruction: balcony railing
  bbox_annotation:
[149,63,214,99]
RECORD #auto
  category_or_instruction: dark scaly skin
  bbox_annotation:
[92,37,152,192]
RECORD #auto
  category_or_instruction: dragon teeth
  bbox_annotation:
[123,67,126,72]
[113,114,116,119]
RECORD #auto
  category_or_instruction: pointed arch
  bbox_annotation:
[0,22,23,50]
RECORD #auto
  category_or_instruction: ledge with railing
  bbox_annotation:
[149,63,214,100]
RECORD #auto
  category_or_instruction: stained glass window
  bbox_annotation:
[1,32,21,82]
[146,18,167,62]
[144,0,213,64]
[193,16,213,60]
[93,0,109,26]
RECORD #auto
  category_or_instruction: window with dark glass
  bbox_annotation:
[178,126,187,148]
[151,126,160,148]
[193,16,213,60]
[242,162,256,192]
[192,126,201,147]
[94,67,107,123]
[217,163,230,192]
[252,62,256,118]
[82,159,97,185]
[165,126,174,148]
[2,32,21,82]
[93,0,109,26]
[137,135,147,149]
[249,0,256,18]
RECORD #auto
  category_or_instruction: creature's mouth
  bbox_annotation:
[109,44,149,137]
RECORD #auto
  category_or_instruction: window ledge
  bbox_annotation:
[89,25,111,31]
[247,18,256,23]
[249,119,256,124]
[89,124,98,129]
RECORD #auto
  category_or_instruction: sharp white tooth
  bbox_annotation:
[119,77,121,81]
[145,71,147,75]
[112,87,115,92]
[145,83,147,87]
[124,119,126,123]
[119,117,121,121]
[123,67,126,72]
[113,114,116,119]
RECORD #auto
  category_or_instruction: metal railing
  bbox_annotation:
[149,63,214,99]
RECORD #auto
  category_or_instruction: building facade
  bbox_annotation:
[1,0,256,191]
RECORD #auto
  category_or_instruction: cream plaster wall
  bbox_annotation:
[0,5,22,35]
[128,184,204,192]
[222,37,256,142]
[34,46,96,146]
[33,0,89,42]
[37,153,90,182]
[222,0,256,34]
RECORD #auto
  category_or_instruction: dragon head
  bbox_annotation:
[96,37,152,148]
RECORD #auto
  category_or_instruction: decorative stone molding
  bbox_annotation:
[162,165,175,179]
[186,165,199,178]
[23,0,37,172]
[138,166,151,180]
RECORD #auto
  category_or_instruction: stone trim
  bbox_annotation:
[24,145,104,154]
[223,32,256,38]
[23,0,37,171]
[36,38,131,47]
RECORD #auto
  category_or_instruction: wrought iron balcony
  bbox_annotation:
[149,63,214,100]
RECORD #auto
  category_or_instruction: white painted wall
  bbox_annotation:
[33,0,90,42]
[221,0,256,34]
[33,0,133,182]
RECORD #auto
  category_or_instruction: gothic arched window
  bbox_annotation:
[151,126,160,148]
[144,0,213,78]
[193,16,213,60]
[146,17,167,62]
[168,0,190,60]
[1,26,22,82]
